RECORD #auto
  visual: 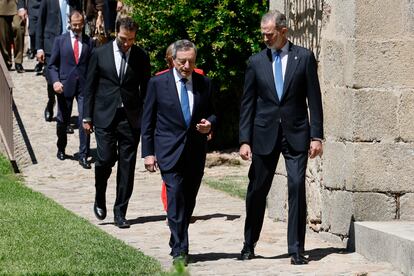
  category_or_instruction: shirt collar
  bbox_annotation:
[173,68,192,83]
[113,40,131,57]
[271,41,289,55]
[70,30,81,40]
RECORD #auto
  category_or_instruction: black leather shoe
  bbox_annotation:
[28,50,35,59]
[79,157,91,169]
[172,252,189,266]
[240,245,255,260]
[57,150,65,160]
[15,63,25,73]
[114,216,130,228]
[93,202,106,220]
[66,125,74,134]
[290,253,309,265]
[44,107,53,122]
[34,62,43,73]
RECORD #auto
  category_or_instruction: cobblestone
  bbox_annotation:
[9,57,403,275]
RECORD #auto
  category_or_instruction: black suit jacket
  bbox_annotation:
[48,32,94,97]
[35,0,81,56]
[83,41,151,129]
[141,70,217,171]
[239,42,323,154]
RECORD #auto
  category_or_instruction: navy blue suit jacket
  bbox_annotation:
[48,32,94,98]
[239,42,323,154]
[141,69,217,171]
[35,0,81,58]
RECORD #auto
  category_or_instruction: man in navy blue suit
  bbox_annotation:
[239,10,323,265]
[141,39,216,265]
[36,0,81,122]
[48,10,94,169]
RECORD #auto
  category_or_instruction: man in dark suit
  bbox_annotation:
[36,0,81,122]
[48,10,93,169]
[83,16,151,229]
[239,10,323,265]
[141,39,216,265]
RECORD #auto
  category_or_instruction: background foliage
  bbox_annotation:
[125,0,268,149]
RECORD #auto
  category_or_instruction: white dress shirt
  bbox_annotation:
[70,30,82,60]
[113,40,130,78]
[271,42,289,80]
[173,68,194,114]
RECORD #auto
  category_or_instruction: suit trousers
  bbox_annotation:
[0,15,13,68]
[56,91,90,158]
[94,108,140,218]
[12,15,25,64]
[161,145,206,257]
[44,56,56,109]
[244,126,308,255]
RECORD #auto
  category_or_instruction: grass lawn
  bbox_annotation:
[203,174,248,199]
[0,155,167,275]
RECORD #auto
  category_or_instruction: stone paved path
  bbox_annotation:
[9,57,403,275]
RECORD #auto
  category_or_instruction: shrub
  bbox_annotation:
[125,0,268,149]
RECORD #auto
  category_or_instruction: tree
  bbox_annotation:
[126,0,268,149]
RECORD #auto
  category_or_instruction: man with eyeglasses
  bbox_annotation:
[141,39,216,265]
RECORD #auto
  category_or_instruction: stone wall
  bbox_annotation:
[268,0,414,240]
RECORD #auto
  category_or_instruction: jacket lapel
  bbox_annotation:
[168,70,188,127]
[168,71,182,121]
[107,42,119,83]
[63,33,76,65]
[191,72,200,119]
[263,48,279,103]
[77,35,89,64]
[282,42,300,100]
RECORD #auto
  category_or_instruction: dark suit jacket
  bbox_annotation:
[48,32,94,97]
[35,0,81,56]
[83,41,151,129]
[141,69,217,171]
[239,42,323,154]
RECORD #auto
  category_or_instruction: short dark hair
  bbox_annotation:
[115,16,138,33]
[69,10,83,22]
[172,39,197,59]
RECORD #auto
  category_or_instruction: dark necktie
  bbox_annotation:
[274,49,284,100]
[73,35,79,64]
[119,52,126,83]
[180,78,191,127]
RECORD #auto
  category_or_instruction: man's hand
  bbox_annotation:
[144,155,158,172]
[309,140,323,159]
[83,122,93,135]
[116,1,123,11]
[239,143,252,161]
[36,50,45,63]
[53,82,64,93]
[196,119,211,134]
[17,9,27,20]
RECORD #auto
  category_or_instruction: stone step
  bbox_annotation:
[354,221,414,275]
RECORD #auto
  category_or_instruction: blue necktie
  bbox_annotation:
[274,50,284,100]
[60,0,68,34]
[180,78,191,127]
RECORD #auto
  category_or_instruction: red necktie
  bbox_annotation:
[74,35,79,64]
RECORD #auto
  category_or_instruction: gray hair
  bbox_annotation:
[261,10,287,29]
[172,39,197,59]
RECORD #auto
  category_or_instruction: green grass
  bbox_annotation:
[203,175,248,199]
[0,155,168,275]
